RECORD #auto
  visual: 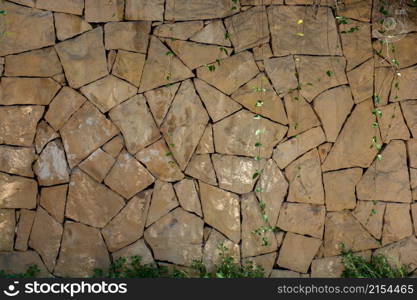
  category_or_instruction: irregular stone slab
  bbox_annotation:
[374,67,394,107]
[165,0,239,21]
[4,47,62,77]
[66,169,125,228]
[337,0,372,22]
[55,27,108,89]
[215,110,287,158]
[8,0,35,7]
[0,146,35,177]
[318,143,332,163]
[382,203,413,246]
[185,154,217,185]
[109,95,160,155]
[197,51,259,95]
[273,126,325,169]
[295,55,348,102]
[0,172,37,209]
[313,85,354,142]
[268,6,341,56]
[79,149,116,182]
[139,37,193,92]
[55,222,110,277]
[277,232,321,273]
[60,102,118,168]
[324,211,378,257]
[15,209,35,251]
[413,204,417,234]
[190,20,231,46]
[353,201,386,240]
[104,21,151,53]
[0,209,15,251]
[0,77,60,105]
[357,140,412,203]
[323,168,362,211]
[374,33,417,69]
[390,65,417,102]
[125,0,164,20]
[224,6,269,52]
[145,207,204,266]
[144,83,180,127]
[36,0,83,15]
[29,207,62,272]
[347,59,374,104]
[253,43,273,61]
[401,100,417,137]
[112,238,154,265]
[196,124,215,154]
[0,251,50,277]
[374,236,417,271]
[34,121,59,154]
[203,229,240,272]
[154,21,204,40]
[246,252,277,277]
[103,135,124,158]
[174,179,202,217]
[264,56,298,96]
[378,103,410,143]
[199,182,240,243]
[112,50,145,87]
[45,87,86,131]
[40,184,67,223]
[242,0,283,4]
[146,180,178,226]
[0,2,55,56]
[0,106,44,147]
[408,140,417,169]
[284,91,319,136]
[241,193,277,258]
[322,100,380,171]
[104,151,154,199]
[85,0,124,22]
[54,12,92,41]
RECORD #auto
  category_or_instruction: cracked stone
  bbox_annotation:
[185,154,217,185]
[54,12,92,41]
[112,50,146,87]
[0,172,37,209]
[104,21,151,54]
[284,91,319,136]
[374,67,394,107]
[103,135,124,158]
[196,124,215,154]
[374,236,417,272]
[390,65,417,102]
[0,209,15,251]
[39,184,67,224]
[174,179,202,217]
[264,56,298,96]
[245,252,277,277]
[112,238,154,265]
[0,251,50,277]
[353,201,386,240]
[0,146,35,177]
[378,103,410,143]
[144,83,180,127]
[36,0,83,15]
[401,100,417,137]
[382,203,413,246]
[374,33,417,69]
[79,148,116,183]
[85,0,124,22]
[337,0,372,22]
[347,59,374,104]
[154,21,204,40]
[190,20,231,47]
[146,180,178,227]
[165,0,239,21]
[35,121,59,154]
[125,0,164,21]
[15,209,35,251]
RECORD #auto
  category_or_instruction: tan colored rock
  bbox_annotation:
[390,65,417,102]
[0,209,15,251]
[0,2,55,56]
[270,270,301,278]
[401,100,417,137]
[55,27,108,89]
[105,151,154,199]
[347,59,374,104]
[353,201,386,240]
[374,33,417,69]
[112,238,154,265]
[199,182,240,243]
[55,222,110,277]
[0,146,35,177]
[104,21,151,53]
[8,0,35,7]
[378,103,410,143]
[125,0,164,20]
[0,77,60,105]
[264,56,298,96]
[165,0,239,21]
[29,207,62,272]
[277,232,321,273]
[245,252,276,277]
[382,203,413,246]
[322,100,380,171]
[174,179,202,217]
[144,83,180,127]
[0,172,37,209]
[146,180,178,226]
[36,0,83,15]
[145,207,204,266]
[242,0,283,4]
[40,184,67,223]
[357,140,412,203]
[284,91,319,136]
[66,169,125,228]
[311,253,372,278]
[45,87,86,131]
[374,236,417,272]
[337,0,372,22]
[374,67,394,107]
[154,21,204,40]
[197,51,259,95]
[318,143,332,163]
[190,20,231,47]
[409,140,417,169]
[412,204,417,236]
[36,121,60,154]
[185,154,217,185]
[4,47,62,77]
[103,135,124,158]
[0,106,44,147]
[54,12,92,41]
[107,49,117,72]
[313,85,354,142]
[253,43,273,61]
[203,229,240,272]
[196,124,215,154]
[324,211,378,257]
[15,209,35,251]
[79,149,116,182]
[0,251,50,277]
[85,0,124,22]
[112,50,145,87]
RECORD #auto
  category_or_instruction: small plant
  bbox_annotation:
[0,265,40,278]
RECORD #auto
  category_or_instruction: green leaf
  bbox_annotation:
[165,151,172,157]
[255,100,264,107]
[373,95,381,104]
[253,114,262,120]
[262,214,269,223]
[254,156,261,161]
[165,51,174,56]
[255,129,263,136]
[219,47,228,56]
[371,122,379,128]
[255,142,262,147]
[326,70,333,77]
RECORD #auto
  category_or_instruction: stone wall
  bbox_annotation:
[0,0,417,278]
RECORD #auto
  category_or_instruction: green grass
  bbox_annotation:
[0,265,41,278]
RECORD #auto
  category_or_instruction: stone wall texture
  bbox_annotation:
[0,0,417,278]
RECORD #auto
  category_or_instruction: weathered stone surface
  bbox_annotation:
[357,140,412,203]
[36,0,83,15]
[45,87,86,131]
[0,251,50,277]
[196,124,215,154]
[197,51,259,95]
[378,103,410,143]
[408,140,417,169]
[145,207,204,266]
[139,37,193,92]
[0,172,37,209]
[224,6,269,52]
[146,180,178,226]
[374,33,417,68]
[66,169,125,228]
[413,204,417,236]
[54,12,92,41]
[0,106,44,147]
[34,121,59,154]
[382,203,413,246]
[0,2,55,56]
[268,6,341,56]
[322,100,380,171]
[105,21,151,53]
[323,168,362,211]
[165,0,239,21]
[401,100,417,137]
[185,154,217,185]
[0,146,35,177]
[199,182,240,243]
[242,0,283,4]
[154,21,204,40]
[85,0,124,22]
[390,65,417,102]
[8,0,35,7]
[29,207,62,271]
[284,91,319,136]
[174,179,202,217]
[4,47,62,77]
[60,102,118,168]
[324,212,378,257]
[105,151,154,199]
[203,229,240,272]
[55,222,110,277]
[270,270,301,278]
[40,184,67,223]
[264,56,298,96]
[347,59,374,104]
[190,20,231,46]
[374,236,417,272]
[125,0,164,21]
[144,83,180,127]
[112,238,154,265]
[340,21,372,71]
[277,232,321,273]
[318,143,332,163]
[112,50,145,87]
[79,149,116,182]
[246,252,276,277]
[55,27,108,89]
[374,67,394,107]
[337,0,372,22]
[0,209,15,251]
[241,193,277,258]
[353,201,386,240]
[0,77,60,105]
[313,86,354,142]
[15,209,35,251]
[311,253,372,278]
[103,135,124,158]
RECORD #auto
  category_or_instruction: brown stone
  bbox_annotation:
[102,135,124,158]
[318,143,332,163]
[284,91,319,136]
[0,209,15,251]
[165,0,239,21]
[36,0,83,15]
[185,154,217,185]
[382,203,413,246]
[337,0,372,22]
[125,0,164,21]
[79,149,116,182]
[174,179,202,217]
[196,124,215,154]
[401,100,417,137]
[0,172,37,209]
[40,184,67,223]
[340,21,372,71]
[270,270,301,278]
[412,204,417,237]
[54,12,92,41]
[353,201,386,240]
[378,103,410,143]
[245,252,276,277]
[264,56,298,96]
[85,0,124,22]
[146,180,178,226]
[15,209,35,251]
[112,50,146,87]
[374,33,417,69]
[390,65,417,102]
[374,67,394,107]
[0,251,50,277]
[112,238,154,265]
[104,21,151,53]
[144,83,180,127]
[347,59,374,104]
[8,0,35,7]
[35,121,60,154]
[154,21,204,40]
[0,146,35,177]
[374,236,417,272]
[190,20,231,46]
